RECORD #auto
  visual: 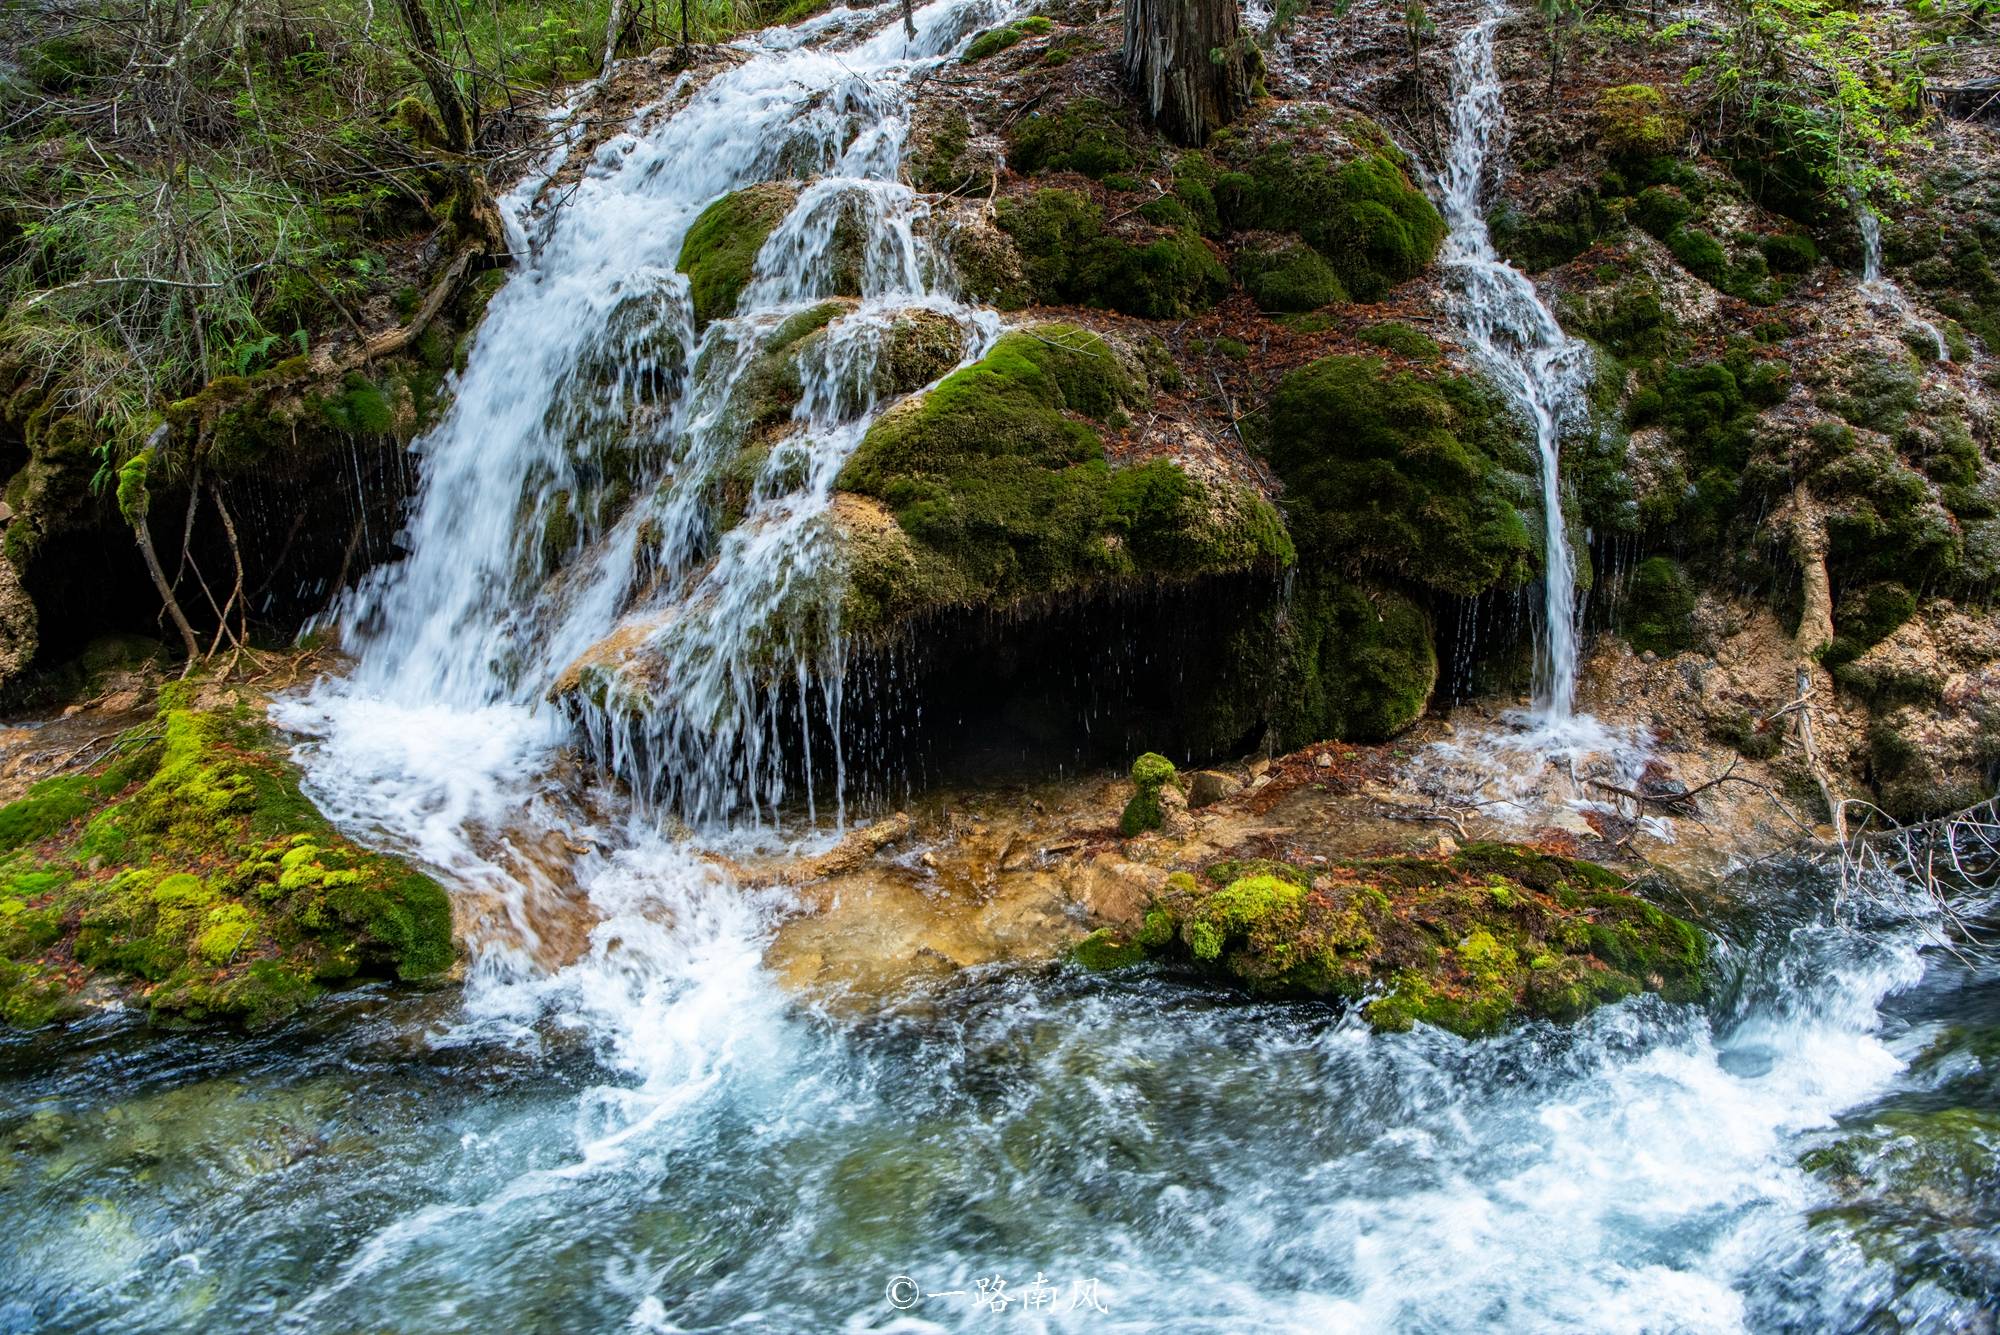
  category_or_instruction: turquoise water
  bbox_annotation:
[3,863,1994,1333]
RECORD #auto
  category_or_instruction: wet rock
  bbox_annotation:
[1080,842,1708,1038]
[1186,769,1243,808]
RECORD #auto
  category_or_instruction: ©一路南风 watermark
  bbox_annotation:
[885,1272,1110,1316]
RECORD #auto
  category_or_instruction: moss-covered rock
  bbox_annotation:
[1120,844,1706,1037]
[994,189,1228,317]
[1274,575,1436,746]
[1235,235,1345,312]
[836,325,1292,633]
[0,695,454,1030]
[1214,134,1445,301]
[1120,751,1178,835]
[961,14,1052,62]
[677,182,798,330]
[1007,98,1136,180]
[1265,353,1535,596]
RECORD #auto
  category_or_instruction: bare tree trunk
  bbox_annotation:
[1121,0,1254,146]
[132,519,202,662]
[901,0,916,41]
[395,0,471,152]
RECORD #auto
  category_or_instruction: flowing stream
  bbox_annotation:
[2,3,1996,1331]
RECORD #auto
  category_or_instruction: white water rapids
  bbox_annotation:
[4,3,1986,1332]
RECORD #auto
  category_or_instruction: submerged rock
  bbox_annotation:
[1076,842,1708,1038]
[0,689,454,1030]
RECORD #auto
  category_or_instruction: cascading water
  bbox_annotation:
[1858,206,1951,363]
[4,5,1995,1332]
[1435,4,1593,723]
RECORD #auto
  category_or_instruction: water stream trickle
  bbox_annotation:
[1859,206,1951,363]
[1436,4,1593,725]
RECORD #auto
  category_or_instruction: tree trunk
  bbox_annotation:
[1122,0,1254,146]
[395,0,471,152]
[132,519,202,662]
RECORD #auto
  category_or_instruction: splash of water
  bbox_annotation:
[273,0,1013,1135]
[1435,5,1594,724]
[1859,207,1950,363]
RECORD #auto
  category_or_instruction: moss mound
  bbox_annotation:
[1266,353,1535,596]
[994,189,1228,317]
[1006,98,1136,180]
[677,182,798,330]
[961,15,1052,62]
[1216,137,1445,301]
[1236,236,1346,312]
[836,326,1292,631]
[1085,844,1706,1037]
[0,696,454,1030]
[1120,751,1178,835]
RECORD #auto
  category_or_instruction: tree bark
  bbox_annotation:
[132,518,202,662]
[395,0,471,152]
[1121,0,1254,146]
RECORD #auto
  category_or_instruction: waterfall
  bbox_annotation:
[293,0,1009,832]
[1858,206,1950,363]
[1435,5,1593,723]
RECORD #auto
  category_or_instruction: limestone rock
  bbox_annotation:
[1186,769,1243,808]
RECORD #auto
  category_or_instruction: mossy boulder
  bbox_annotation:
[1236,235,1346,312]
[836,325,1292,633]
[0,696,455,1030]
[994,189,1228,317]
[1084,844,1707,1037]
[1006,98,1136,180]
[1214,135,1445,301]
[677,182,798,330]
[1265,353,1536,596]
[1120,751,1178,835]
[961,15,1052,62]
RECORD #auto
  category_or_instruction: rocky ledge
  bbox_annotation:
[1075,842,1706,1038]
[0,686,453,1029]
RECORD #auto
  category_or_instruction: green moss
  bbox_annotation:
[317,376,394,435]
[961,15,1052,61]
[1120,751,1178,836]
[1595,84,1680,158]
[994,189,1227,317]
[1236,236,1345,312]
[1759,231,1819,274]
[1007,98,1135,180]
[0,702,455,1031]
[1622,556,1696,656]
[1128,843,1703,1035]
[1355,321,1442,360]
[676,183,796,329]
[1275,575,1436,746]
[1070,927,1147,970]
[837,327,1290,632]
[1182,875,1305,960]
[1820,582,1916,668]
[1265,353,1535,596]
[1216,139,1445,300]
